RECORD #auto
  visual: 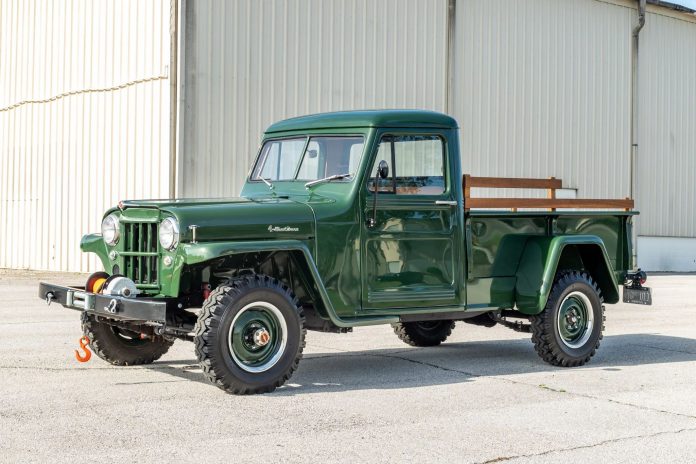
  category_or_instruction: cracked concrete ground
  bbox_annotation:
[1,270,696,463]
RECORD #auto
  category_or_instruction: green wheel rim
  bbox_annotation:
[228,301,287,373]
[556,291,594,349]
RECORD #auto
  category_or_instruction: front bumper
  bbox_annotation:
[38,282,168,323]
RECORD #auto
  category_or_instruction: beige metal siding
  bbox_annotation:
[180,0,448,197]
[0,0,171,272]
[453,0,634,200]
[637,9,696,238]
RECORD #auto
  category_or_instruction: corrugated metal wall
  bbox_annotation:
[453,0,633,200]
[4,0,696,272]
[637,8,696,238]
[0,0,171,272]
[181,0,642,202]
[179,0,448,197]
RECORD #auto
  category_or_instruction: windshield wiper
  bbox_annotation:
[305,173,353,189]
[259,177,274,191]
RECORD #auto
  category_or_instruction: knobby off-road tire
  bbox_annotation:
[392,320,455,347]
[194,274,306,394]
[531,271,605,367]
[462,313,498,328]
[81,313,173,366]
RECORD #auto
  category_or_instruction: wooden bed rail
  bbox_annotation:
[462,174,634,211]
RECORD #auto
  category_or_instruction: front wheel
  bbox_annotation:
[194,275,306,394]
[531,271,605,367]
[81,313,173,365]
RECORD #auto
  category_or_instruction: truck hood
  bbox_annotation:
[120,196,315,242]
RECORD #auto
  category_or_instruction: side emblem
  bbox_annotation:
[268,225,299,233]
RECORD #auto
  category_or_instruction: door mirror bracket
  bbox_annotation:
[368,160,389,228]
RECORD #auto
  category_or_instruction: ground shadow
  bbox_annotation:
[147,333,696,394]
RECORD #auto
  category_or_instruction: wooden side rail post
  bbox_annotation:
[462,174,634,211]
[463,174,471,202]
[547,177,556,212]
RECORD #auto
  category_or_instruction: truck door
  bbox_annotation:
[361,132,461,311]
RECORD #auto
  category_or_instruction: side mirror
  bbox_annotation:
[377,160,389,179]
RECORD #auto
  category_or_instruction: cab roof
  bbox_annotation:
[265,109,458,134]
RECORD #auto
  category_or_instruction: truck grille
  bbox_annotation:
[123,222,159,287]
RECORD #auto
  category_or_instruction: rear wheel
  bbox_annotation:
[392,320,455,347]
[531,272,605,367]
[81,313,173,366]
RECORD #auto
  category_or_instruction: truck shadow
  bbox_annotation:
[150,333,696,394]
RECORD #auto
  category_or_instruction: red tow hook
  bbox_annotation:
[75,336,92,363]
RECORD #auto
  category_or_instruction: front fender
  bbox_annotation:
[180,240,314,266]
[80,233,109,270]
[515,235,619,314]
[178,240,396,328]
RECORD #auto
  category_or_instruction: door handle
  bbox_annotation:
[435,200,458,206]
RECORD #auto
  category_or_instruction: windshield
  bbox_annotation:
[251,136,365,182]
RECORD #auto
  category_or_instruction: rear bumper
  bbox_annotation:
[38,282,168,323]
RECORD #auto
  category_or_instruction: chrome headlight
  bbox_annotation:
[159,217,180,251]
[101,214,120,246]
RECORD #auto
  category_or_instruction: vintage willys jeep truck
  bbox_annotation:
[39,110,651,394]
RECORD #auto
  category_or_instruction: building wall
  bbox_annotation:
[179,0,448,197]
[179,0,696,271]
[3,0,696,272]
[181,0,643,203]
[634,6,696,270]
[0,0,172,272]
[637,7,696,239]
[453,0,633,201]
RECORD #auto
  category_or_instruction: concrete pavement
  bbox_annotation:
[1,270,696,463]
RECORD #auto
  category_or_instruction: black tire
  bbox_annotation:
[81,313,173,366]
[531,271,605,367]
[462,313,498,328]
[392,320,455,347]
[194,274,306,394]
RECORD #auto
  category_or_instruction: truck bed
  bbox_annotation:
[462,175,634,311]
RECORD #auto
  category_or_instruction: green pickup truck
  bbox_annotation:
[39,110,651,394]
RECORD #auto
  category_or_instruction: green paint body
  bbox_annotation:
[82,110,635,327]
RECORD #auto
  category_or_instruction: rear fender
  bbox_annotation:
[515,235,619,314]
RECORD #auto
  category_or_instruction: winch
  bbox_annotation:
[101,276,139,298]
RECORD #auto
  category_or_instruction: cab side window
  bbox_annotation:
[368,135,445,195]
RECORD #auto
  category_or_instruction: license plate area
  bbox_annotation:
[623,286,652,305]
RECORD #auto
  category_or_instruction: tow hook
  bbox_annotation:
[75,336,92,363]
[45,292,55,306]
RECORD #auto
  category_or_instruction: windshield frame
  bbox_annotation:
[249,134,366,185]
